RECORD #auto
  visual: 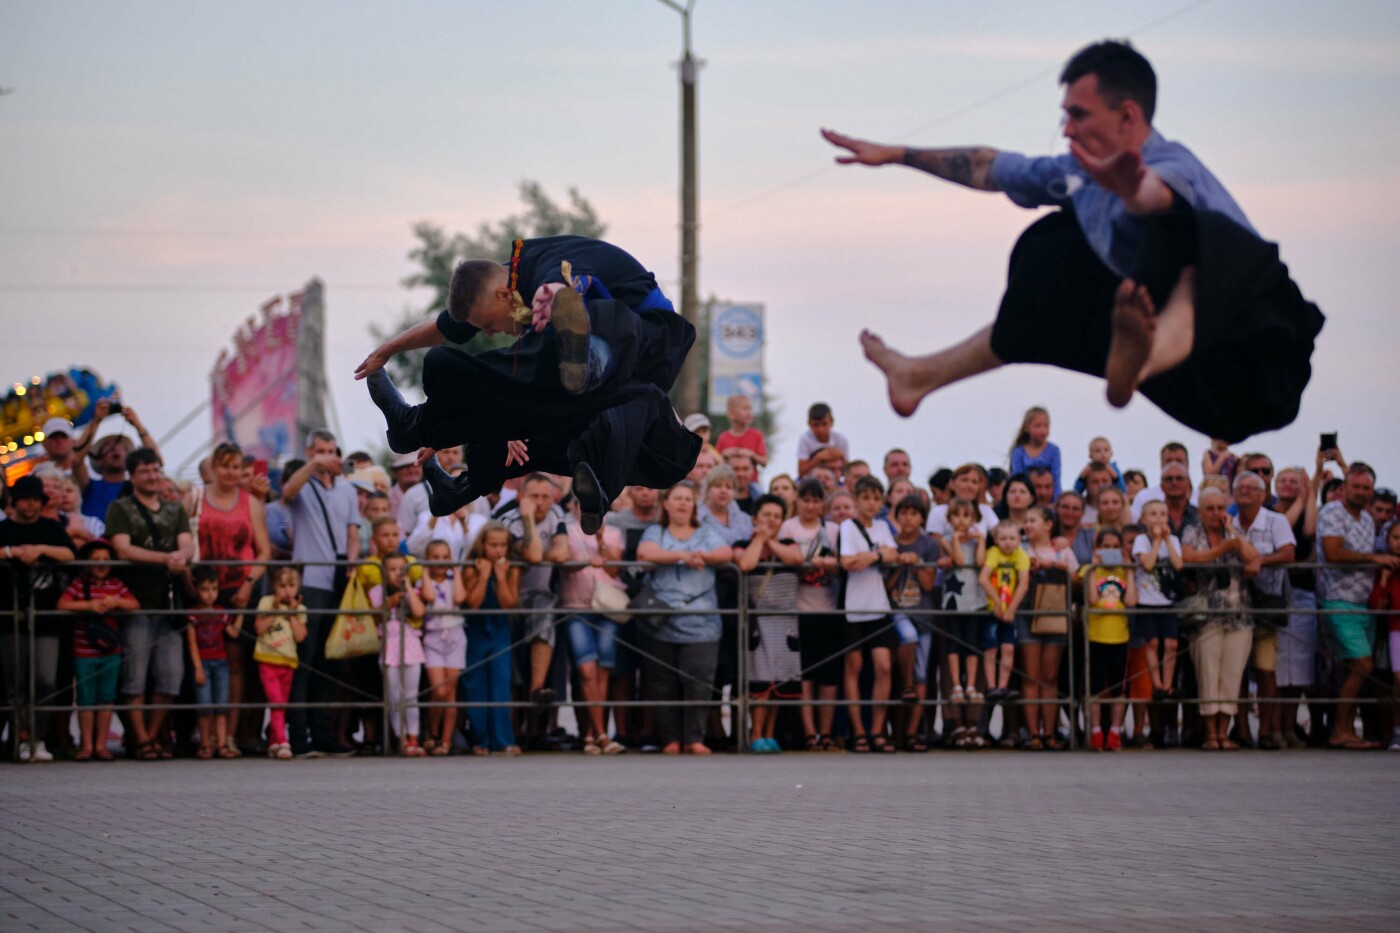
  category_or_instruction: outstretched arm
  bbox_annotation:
[354,318,446,380]
[821,129,1000,192]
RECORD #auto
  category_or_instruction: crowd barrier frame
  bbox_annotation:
[2,557,1395,761]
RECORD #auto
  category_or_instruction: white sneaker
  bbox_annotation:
[1388,733,1400,752]
[20,741,53,762]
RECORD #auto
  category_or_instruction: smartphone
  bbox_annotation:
[1095,549,1124,566]
[107,400,124,415]
[253,459,269,479]
[1319,432,1337,458]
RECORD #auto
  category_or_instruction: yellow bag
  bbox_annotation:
[325,572,382,660]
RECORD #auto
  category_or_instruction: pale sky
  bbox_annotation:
[3,0,1398,488]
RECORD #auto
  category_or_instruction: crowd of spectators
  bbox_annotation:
[3,396,1398,762]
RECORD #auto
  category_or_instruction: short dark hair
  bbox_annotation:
[928,468,953,491]
[853,475,884,498]
[1025,465,1053,480]
[125,446,162,475]
[191,565,220,587]
[1161,441,1188,458]
[1060,39,1157,124]
[1374,487,1397,505]
[807,402,832,422]
[1348,462,1377,481]
[796,478,825,501]
[893,493,928,520]
[446,259,505,323]
[752,493,787,518]
[986,467,1008,486]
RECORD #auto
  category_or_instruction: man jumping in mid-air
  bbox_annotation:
[824,39,1323,443]
[355,235,700,533]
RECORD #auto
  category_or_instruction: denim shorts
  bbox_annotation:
[893,613,920,647]
[195,658,230,709]
[565,614,618,669]
[1014,613,1068,646]
[981,617,1018,650]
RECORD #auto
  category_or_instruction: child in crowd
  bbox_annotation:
[461,521,521,755]
[1021,506,1077,749]
[1119,523,1154,745]
[1201,439,1239,482]
[979,520,1029,703]
[682,412,712,446]
[1369,522,1400,751]
[1123,469,1148,505]
[941,497,986,747]
[714,393,768,469]
[887,494,939,751]
[254,566,307,760]
[1134,501,1184,743]
[419,539,467,756]
[780,478,843,750]
[1009,407,1061,497]
[736,494,803,753]
[372,553,427,756]
[58,539,139,761]
[1074,436,1125,495]
[838,475,900,753]
[826,489,856,525]
[1086,528,1137,751]
[187,565,240,759]
[797,402,850,476]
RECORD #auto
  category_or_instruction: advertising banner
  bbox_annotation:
[706,302,765,417]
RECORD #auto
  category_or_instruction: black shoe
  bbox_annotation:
[551,287,591,394]
[572,459,609,535]
[531,687,558,706]
[423,454,479,516]
[315,742,356,759]
[366,369,424,454]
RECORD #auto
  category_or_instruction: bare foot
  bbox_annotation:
[661,742,681,755]
[860,330,930,417]
[685,742,712,755]
[1105,279,1156,408]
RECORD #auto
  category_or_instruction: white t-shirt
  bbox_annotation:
[926,502,1000,538]
[1235,506,1296,596]
[797,428,850,462]
[838,517,895,622]
[1131,534,1182,607]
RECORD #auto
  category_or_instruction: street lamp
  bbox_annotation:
[655,0,701,416]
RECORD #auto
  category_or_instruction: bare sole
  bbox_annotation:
[860,330,923,417]
[1105,280,1156,409]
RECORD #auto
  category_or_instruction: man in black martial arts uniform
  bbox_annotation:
[355,236,700,534]
[822,39,1324,443]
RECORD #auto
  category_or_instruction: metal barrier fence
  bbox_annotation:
[2,557,1395,761]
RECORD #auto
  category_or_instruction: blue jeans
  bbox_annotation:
[195,658,230,710]
[564,614,618,669]
[463,616,516,750]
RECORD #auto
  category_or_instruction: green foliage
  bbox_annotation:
[372,182,607,394]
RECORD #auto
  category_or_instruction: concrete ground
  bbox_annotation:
[1,751,1396,932]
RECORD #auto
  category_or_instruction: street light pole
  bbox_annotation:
[657,0,701,417]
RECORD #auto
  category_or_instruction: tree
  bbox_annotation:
[372,182,607,394]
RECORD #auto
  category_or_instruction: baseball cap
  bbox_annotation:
[683,413,711,432]
[41,418,72,438]
[10,475,48,503]
[389,451,419,469]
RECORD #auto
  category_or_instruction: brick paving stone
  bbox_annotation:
[0,752,1396,931]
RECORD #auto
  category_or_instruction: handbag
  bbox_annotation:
[590,572,632,623]
[627,582,673,638]
[79,580,124,653]
[1030,568,1069,636]
[325,572,381,659]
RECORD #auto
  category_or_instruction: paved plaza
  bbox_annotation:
[2,751,1396,932]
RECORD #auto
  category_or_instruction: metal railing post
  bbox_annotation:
[26,586,37,763]
[736,568,749,753]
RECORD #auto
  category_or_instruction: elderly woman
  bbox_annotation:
[1181,487,1260,750]
[636,482,733,755]
[700,464,753,547]
[1273,464,1319,746]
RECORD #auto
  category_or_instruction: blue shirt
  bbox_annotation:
[81,478,124,522]
[1010,443,1062,497]
[989,130,1255,277]
[640,523,726,644]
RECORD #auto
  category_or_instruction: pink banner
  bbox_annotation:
[210,294,301,462]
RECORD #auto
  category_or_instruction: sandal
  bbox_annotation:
[1202,739,1221,750]
[902,735,927,753]
[430,744,449,756]
[1025,737,1044,751]
[803,733,821,751]
[74,749,93,762]
[601,738,625,755]
[950,685,966,704]
[195,746,213,760]
[218,746,240,759]
[1329,736,1380,750]
[870,735,896,754]
[94,749,115,761]
[138,742,160,761]
[156,744,174,760]
[849,734,871,753]
[900,686,919,704]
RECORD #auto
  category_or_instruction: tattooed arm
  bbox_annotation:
[821,128,1000,192]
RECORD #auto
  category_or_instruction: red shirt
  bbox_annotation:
[190,611,233,661]
[715,427,767,460]
[63,576,134,658]
[1368,570,1400,633]
[198,488,256,591]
